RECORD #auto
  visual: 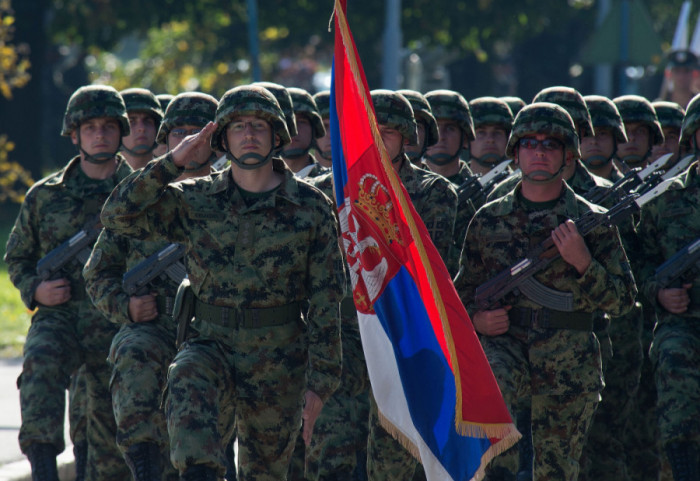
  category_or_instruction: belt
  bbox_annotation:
[509,307,593,331]
[340,297,357,318]
[156,295,175,317]
[194,300,301,329]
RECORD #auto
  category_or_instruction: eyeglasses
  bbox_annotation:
[228,120,269,133]
[170,128,202,138]
[518,137,564,151]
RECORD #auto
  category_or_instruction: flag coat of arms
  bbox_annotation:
[329,1,520,480]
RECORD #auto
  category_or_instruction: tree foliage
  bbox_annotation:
[0,0,30,99]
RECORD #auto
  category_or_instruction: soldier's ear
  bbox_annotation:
[513,147,519,166]
[274,134,282,148]
[70,130,78,145]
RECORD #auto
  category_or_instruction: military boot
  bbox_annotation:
[124,442,162,481]
[666,442,700,481]
[180,465,219,481]
[72,440,87,481]
[26,443,59,481]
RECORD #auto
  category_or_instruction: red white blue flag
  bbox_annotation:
[330,2,520,480]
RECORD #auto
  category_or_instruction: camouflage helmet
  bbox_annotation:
[469,96,514,134]
[251,82,297,137]
[424,89,476,140]
[396,89,439,147]
[287,87,326,139]
[532,86,594,137]
[652,101,685,131]
[313,90,331,119]
[61,85,130,137]
[370,89,418,146]
[156,92,218,145]
[680,93,700,145]
[156,94,174,113]
[120,88,163,124]
[583,95,628,143]
[500,96,526,117]
[506,102,580,158]
[211,85,291,152]
[613,95,664,145]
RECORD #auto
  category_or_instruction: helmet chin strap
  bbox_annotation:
[77,131,119,164]
[425,131,464,166]
[471,152,505,168]
[619,153,647,169]
[224,131,276,170]
[121,142,157,157]
[521,151,567,185]
[582,154,613,168]
[281,139,312,159]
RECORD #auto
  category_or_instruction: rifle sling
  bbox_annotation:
[509,307,593,331]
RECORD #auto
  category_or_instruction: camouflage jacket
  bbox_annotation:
[455,183,636,394]
[456,182,636,317]
[292,154,329,179]
[568,162,613,199]
[637,162,700,325]
[100,155,345,401]
[83,229,182,328]
[397,157,458,270]
[4,155,133,310]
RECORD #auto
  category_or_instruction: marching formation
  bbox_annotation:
[4,55,700,481]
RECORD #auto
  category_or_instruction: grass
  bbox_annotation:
[0,206,31,358]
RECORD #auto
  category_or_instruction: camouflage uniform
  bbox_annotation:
[3,85,133,481]
[424,90,477,272]
[455,103,637,481]
[365,90,456,481]
[84,90,219,481]
[68,365,88,481]
[283,87,329,179]
[613,95,665,171]
[467,96,514,171]
[100,85,344,481]
[636,162,700,478]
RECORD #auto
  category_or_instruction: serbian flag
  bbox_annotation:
[330,2,520,480]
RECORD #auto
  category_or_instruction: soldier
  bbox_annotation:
[396,89,439,167]
[658,48,700,110]
[3,85,133,480]
[99,84,344,481]
[636,156,700,480]
[119,88,164,170]
[365,89,457,481]
[680,93,700,162]
[454,102,636,481]
[312,90,333,169]
[467,96,513,176]
[613,95,665,171]
[82,92,218,481]
[282,87,328,178]
[581,95,628,182]
[652,101,685,169]
[423,89,477,274]
[154,94,175,158]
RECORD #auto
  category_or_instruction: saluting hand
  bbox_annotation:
[170,122,218,171]
[552,219,592,275]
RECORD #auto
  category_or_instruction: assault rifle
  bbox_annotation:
[456,159,511,206]
[36,218,102,281]
[586,153,672,206]
[122,243,187,296]
[653,237,700,289]
[473,179,674,311]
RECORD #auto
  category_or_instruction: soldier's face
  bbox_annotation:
[122,111,158,154]
[226,115,274,159]
[378,125,404,161]
[618,122,651,158]
[471,124,508,158]
[72,117,121,156]
[515,133,570,181]
[167,124,204,151]
[287,114,313,151]
[426,120,464,157]
[581,128,615,162]
[317,119,332,155]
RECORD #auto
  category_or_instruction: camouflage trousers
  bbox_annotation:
[109,319,178,480]
[289,388,370,481]
[366,393,426,481]
[69,364,87,446]
[579,306,643,481]
[165,319,306,480]
[649,321,700,447]
[18,309,129,480]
